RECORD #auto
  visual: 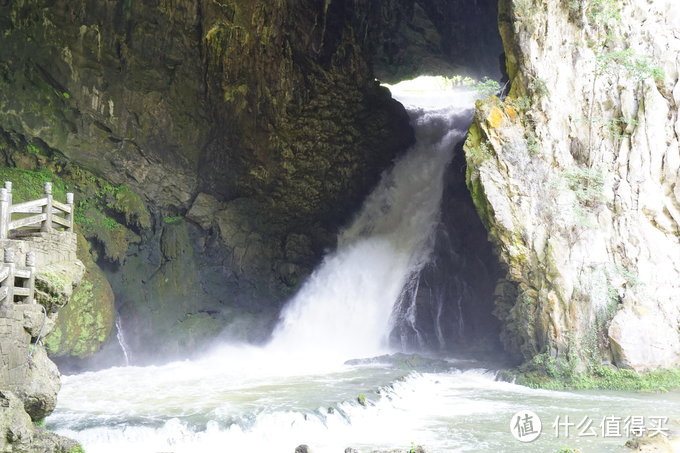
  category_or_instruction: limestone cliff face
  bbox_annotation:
[465,0,680,371]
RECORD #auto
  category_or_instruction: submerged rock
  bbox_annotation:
[345,353,456,373]
[625,435,676,453]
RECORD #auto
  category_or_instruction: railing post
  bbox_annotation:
[3,248,15,305]
[4,181,12,208]
[66,192,74,232]
[0,188,8,240]
[41,182,53,233]
[25,251,36,304]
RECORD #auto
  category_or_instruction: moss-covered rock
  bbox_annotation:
[44,234,115,359]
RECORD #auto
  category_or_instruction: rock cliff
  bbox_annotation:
[465,0,680,372]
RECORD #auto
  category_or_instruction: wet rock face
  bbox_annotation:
[0,0,412,220]
[389,148,505,355]
[465,0,680,371]
[44,234,115,360]
[0,0,415,360]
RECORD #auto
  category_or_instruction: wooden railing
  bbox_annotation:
[0,181,74,239]
[0,248,35,306]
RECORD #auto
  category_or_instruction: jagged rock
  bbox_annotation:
[16,304,53,339]
[0,304,59,421]
[294,445,312,453]
[12,347,60,421]
[0,390,80,453]
[186,193,224,230]
[34,261,86,313]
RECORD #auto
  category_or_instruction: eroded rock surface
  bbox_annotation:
[465,0,680,371]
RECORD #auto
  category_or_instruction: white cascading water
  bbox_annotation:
[268,81,477,360]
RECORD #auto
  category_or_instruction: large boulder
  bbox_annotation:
[44,235,115,360]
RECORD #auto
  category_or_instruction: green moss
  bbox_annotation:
[32,418,46,428]
[45,253,115,359]
[0,167,69,203]
[163,216,183,224]
[44,326,62,353]
[357,394,367,406]
[76,203,131,262]
[513,366,680,391]
[66,446,85,453]
[107,185,151,229]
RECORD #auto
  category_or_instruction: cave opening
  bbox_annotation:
[375,0,511,361]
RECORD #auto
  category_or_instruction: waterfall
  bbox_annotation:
[268,78,478,361]
[115,316,131,366]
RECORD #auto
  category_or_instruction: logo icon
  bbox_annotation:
[510,410,542,442]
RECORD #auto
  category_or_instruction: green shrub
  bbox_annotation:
[596,49,664,81]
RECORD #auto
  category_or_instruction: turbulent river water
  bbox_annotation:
[46,78,680,452]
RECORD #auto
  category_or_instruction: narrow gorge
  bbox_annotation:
[0,0,678,452]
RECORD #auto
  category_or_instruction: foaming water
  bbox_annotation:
[49,365,680,453]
